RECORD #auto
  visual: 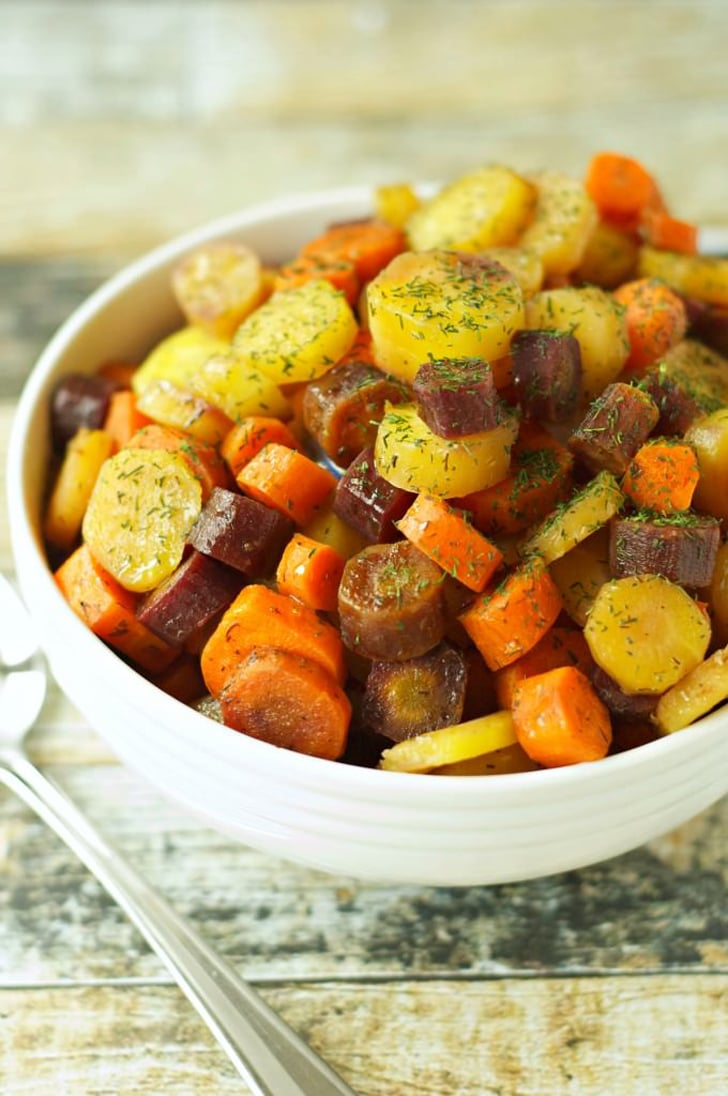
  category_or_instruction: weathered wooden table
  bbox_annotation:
[1,3,726,1092]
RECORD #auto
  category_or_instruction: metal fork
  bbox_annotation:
[0,574,356,1096]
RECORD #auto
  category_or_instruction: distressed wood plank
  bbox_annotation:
[2,111,726,259]
[2,4,726,1090]
[2,749,726,985]
[0,259,122,399]
[1,977,726,1096]
[3,1,726,122]
[1,1,727,256]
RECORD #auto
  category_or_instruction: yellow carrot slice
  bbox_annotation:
[519,170,597,276]
[136,378,233,446]
[82,448,202,592]
[522,471,623,565]
[189,351,290,422]
[406,165,535,252]
[172,241,265,338]
[132,325,229,395]
[430,743,539,775]
[232,278,358,383]
[655,646,728,734]
[379,711,517,772]
[375,402,519,498]
[44,428,113,551]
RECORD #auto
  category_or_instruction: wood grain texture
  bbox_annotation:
[1,0,727,257]
[2,3,727,1089]
[0,258,121,398]
[1,723,726,987]
[4,0,727,123]
[1,978,726,1096]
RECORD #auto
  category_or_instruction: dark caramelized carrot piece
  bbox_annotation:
[609,514,720,588]
[568,382,660,475]
[362,642,467,742]
[338,541,446,662]
[303,361,407,467]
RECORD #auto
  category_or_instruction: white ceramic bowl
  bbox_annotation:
[7,191,728,886]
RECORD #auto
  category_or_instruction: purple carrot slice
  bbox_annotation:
[137,550,244,647]
[609,513,720,588]
[333,446,414,542]
[690,304,728,358]
[568,381,659,475]
[591,665,659,718]
[643,339,728,434]
[51,372,120,452]
[412,357,506,437]
[511,330,582,421]
[188,486,293,577]
[362,642,467,742]
[338,679,392,768]
[303,360,408,467]
[338,540,446,661]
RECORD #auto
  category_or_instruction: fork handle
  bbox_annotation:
[1,754,356,1096]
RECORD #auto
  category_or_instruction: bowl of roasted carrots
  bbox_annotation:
[7,152,728,884]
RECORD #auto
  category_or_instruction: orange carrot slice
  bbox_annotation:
[221,416,301,478]
[236,442,337,526]
[457,424,573,537]
[97,361,138,388]
[126,423,228,502]
[494,625,594,709]
[337,327,377,369]
[512,665,612,767]
[459,558,563,671]
[274,256,360,306]
[621,439,700,513]
[585,152,661,221]
[201,583,346,696]
[219,646,351,760]
[299,219,406,282]
[276,533,346,612]
[103,389,153,451]
[55,544,177,674]
[395,494,503,592]
[612,277,688,372]
[640,207,698,255]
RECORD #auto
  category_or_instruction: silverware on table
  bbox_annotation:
[0,573,356,1096]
